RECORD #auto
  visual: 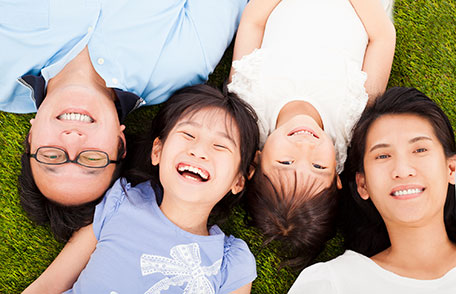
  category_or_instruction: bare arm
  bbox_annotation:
[229,0,281,81]
[350,0,396,103]
[22,225,97,294]
[230,282,252,294]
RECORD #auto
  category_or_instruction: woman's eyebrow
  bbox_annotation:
[369,143,390,153]
[368,136,433,153]
[409,136,432,144]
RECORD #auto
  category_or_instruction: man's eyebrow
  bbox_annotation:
[177,121,238,147]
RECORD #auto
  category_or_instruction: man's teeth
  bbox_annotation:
[58,113,94,123]
[177,165,208,180]
[392,188,423,196]
[292,130,315,137]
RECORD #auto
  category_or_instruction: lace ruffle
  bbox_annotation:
[335,63,368,174]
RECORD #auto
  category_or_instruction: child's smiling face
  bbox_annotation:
[260,114,341,197]
[151,107,245,207]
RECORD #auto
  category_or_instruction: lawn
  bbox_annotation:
[1,0,455,293]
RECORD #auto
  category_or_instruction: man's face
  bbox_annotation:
[29,85,125,206]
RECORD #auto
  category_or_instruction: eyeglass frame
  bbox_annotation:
[28,146,121,168]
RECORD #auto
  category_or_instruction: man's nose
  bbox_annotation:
[61,130,86,159]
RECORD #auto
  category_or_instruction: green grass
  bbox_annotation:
[1,1,455,292]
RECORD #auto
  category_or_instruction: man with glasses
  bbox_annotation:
[1,0,247,241]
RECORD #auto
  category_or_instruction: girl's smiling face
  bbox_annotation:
[356,114,456,226]
[261,114,340,196]
[151,107,245,208]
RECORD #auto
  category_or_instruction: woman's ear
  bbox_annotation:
[247,150,261,180]
[151,138,162,166]
[356,172,369,200]
[448,155,456,185]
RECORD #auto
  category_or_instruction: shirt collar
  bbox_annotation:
[20,74,142,122]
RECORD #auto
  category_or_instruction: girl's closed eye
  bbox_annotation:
[180,131,195,139]
[213,143,230,151]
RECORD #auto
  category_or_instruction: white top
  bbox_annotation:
[288,250,456,294]
[228,0,372,173]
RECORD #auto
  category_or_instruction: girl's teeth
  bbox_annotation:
[292,130,315,137]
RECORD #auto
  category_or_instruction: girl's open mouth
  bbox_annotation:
[177,163,210,182]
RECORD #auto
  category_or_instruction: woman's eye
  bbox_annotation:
[414,148,427,153]
[278,160,294,165]
[375,154,390,160]
[312,164,326,169]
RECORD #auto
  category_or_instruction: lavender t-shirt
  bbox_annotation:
[65,178,256,294]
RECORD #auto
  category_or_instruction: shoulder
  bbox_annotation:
[288,251,366,293]
[219,235,257,293]
[93,178,157,238]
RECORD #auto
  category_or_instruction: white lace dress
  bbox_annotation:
[228,0,375,173]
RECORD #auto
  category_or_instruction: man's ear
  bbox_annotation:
[247,150,261,180]
[336,174,343,189]
[119,125,127,159]
[355,172,369,200]
[231,174,245,195]
[448,155,456,185]
[151,138,162,166]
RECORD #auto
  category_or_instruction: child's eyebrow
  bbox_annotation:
[177,121,238,147]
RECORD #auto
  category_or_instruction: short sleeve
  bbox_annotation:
[219,235,257,293]
[92,178,127,240]
[287,262,337,294]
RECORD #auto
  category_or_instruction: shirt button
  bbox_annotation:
[87,26,93,33]
[112,78,118,85]
[97,58,104,65]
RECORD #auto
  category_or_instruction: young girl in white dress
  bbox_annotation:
[228,0,396,268]
[289,87,456,293]
[23,85,259,294]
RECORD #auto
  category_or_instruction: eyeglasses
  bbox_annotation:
[28,146,120,168]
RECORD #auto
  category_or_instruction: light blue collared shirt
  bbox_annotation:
[0,0,246,113]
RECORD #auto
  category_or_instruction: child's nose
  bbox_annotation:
[188,145,208,160]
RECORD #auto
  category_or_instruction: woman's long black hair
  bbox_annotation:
[340,87,456,257]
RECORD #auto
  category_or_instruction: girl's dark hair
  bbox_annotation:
[123,84,259,223]
[341,87,456,256]
[246,160,339,271]
[18,137,125,242]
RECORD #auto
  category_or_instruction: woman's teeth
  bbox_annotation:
[392,188,423,196]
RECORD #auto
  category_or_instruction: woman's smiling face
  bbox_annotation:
[356,114,456,226]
